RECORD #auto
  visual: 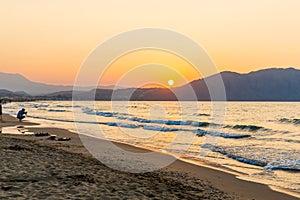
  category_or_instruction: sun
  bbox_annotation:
[168,79,174,86]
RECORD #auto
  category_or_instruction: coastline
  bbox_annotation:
[0,114,298,199]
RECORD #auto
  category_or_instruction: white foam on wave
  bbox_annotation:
[193,129,251,139]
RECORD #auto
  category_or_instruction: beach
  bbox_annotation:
[0,114,298,200]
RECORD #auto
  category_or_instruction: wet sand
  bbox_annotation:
[0,114,298,199]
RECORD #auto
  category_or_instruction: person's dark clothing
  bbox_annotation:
[17,109,27,121]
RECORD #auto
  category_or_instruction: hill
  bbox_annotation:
[1,68,300,101]
[181,67,300,101]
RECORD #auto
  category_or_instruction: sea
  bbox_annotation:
[3,101,300,196]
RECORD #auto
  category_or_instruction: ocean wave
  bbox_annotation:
[35,104,49,108]
[202,144,300,171]
[29,116,90,124]
[116,116,128,120]
[279,118,300,125]
[128,117,193,126]
[48,109,69,112]
[106,122,140,128]
[265,161,300,171]
[193,129,251,139]
[56,105,81,108]
[191,122,210,127]
[129,117,152,123]
[227,154,267,167]
[254,137,300,144]
[28,115,186,133]
[108,122,185,131]
[27,103,49,108]
[95,111,115,117]
[193,113,210,116]
[82,108,216,128]
[226,124,264,132]
[165,120,192,125]
[202,144,267,167]
[82,107,93,113]
[143,126,180,132]
[128,117,215,127]
[82,108,116,117]
[37,108,47,111]
[193,129,206,137]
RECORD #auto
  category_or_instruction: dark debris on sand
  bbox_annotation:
[0,137,237,200]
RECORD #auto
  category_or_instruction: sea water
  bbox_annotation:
[3,101,300,196]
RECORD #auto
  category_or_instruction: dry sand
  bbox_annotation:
[0,114,298,200]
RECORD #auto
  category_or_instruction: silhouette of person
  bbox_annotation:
[17,108,27,122]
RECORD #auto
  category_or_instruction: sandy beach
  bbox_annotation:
[0,114,298,200]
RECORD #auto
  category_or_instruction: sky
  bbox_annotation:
[0,0,299,87]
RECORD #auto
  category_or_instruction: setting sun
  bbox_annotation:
[168,79,174,86]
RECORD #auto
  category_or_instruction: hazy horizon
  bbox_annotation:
[0,66,297,88]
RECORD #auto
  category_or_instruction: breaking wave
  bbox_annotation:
[82,108,116,117]
[202,144,300,171]
[225,124,264,132]
[48,109,69,112]
[279,118,300,125]
[143,126,181,132]
[193,113,210,116]
[193,129,251,139]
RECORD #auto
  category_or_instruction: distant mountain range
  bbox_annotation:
[0,89,31,98]
[0,68,300,101]
[0,72,121,96]
[0,72,75,95]
[183,67,300,101]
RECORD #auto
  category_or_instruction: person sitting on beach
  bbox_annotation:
[17,108,27,122]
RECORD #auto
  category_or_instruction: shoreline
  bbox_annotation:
[0,114,299,199]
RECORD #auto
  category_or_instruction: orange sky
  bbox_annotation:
[0,0,299,86]
[99,50,200,88]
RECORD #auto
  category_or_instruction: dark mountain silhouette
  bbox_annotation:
[52,67,300,101]
[1,68,300,101]
[0,89,31,98]
[0,72,119,95]
[0,72,76,95]
[181,67,300,101]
